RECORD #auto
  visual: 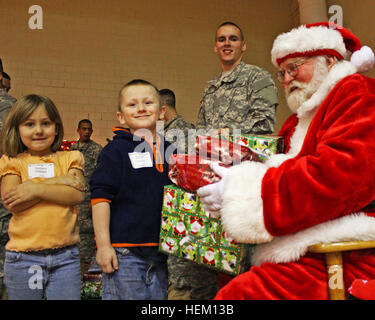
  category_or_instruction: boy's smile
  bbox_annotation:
[117,85,164,137]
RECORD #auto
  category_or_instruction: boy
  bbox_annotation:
[90,79,173,300]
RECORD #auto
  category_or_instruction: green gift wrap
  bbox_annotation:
[159,135,284,275]
[159,184,255,276]
[229,134,284,161]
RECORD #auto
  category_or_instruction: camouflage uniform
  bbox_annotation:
[70,140,102,277]
[163,115,195,154]
[0,88,16,299]
[197,61,278,134]
[161,114,217,300]
[173,62,277,300]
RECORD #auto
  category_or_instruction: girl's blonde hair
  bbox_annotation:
[2,94,64,157]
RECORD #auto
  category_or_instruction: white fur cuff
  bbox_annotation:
[220,161,273,244]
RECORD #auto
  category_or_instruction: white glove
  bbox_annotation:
[197,163,229,218]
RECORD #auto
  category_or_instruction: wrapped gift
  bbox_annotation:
[168,154,230,192]
[195,135,264,164]
[160,134,284,274]
[229,134,284,161]
[159,184,255,275]
[81,274,102,300]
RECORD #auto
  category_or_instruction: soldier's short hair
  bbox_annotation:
[78,119,92,129]
[159,88,176,110]
[216,21,244,41]
[2,94,64,157]
[0,59,3,74]
[118,79,160,111]
[2,72,10,80]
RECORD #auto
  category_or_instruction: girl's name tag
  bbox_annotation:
[28,163,55,179]
[128,152,153,169]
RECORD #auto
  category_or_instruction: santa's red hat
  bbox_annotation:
[271,22,375,73]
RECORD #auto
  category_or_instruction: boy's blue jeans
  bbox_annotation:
[101,248,168,300]
[4,245,81,300]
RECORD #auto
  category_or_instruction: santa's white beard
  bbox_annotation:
[285,57,330,113]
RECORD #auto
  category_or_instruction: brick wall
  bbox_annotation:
[1,0,294,145]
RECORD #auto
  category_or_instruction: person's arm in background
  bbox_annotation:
[243,69,278,135]
[196,96,207,130]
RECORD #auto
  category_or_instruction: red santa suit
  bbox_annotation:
[214,23,375,300]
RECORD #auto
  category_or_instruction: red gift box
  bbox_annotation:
[195,135,264,165]
[168,154,230,192]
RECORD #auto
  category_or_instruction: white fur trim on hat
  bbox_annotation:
[271,25,347,67]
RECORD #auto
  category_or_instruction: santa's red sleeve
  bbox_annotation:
[349,279,375,300]
[220,74,375,245]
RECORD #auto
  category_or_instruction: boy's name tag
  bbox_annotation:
[28,163,55,179]
[128,152,153,169]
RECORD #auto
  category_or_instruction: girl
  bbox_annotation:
[0,94,86,300]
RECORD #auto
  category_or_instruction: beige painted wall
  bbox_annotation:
[2,1,374,146]
[326,0,375,80]
[0,0,294,145]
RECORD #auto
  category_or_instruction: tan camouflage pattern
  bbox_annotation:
[0,89,16,220]
[162,115,218,300]
[70,140,102,276]
[0,89,16,298]
[0,217,9,299]
[167,256,219,300]
[163,115,195,154]
[197,61,278,134]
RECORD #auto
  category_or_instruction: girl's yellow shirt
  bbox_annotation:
[0,151,84,252]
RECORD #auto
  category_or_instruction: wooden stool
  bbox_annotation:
[308,240,375,300]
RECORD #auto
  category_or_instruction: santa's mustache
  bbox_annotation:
[285,81,309,96]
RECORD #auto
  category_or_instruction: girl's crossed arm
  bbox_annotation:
[1,168,85,213]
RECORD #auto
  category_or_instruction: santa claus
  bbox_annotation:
[202,247,217,266]
[198,22,375,299]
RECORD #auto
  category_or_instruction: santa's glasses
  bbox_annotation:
[276,58,311,83]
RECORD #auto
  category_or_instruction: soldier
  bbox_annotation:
[70,119,103,277]
[159,88,195,154]
[197,21,278,136]
[2,72,11,93]
[186,22,278,300]
[0,60,17,300]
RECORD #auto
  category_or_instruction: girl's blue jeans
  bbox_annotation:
[101,247,168,300]
[4,245,81,300]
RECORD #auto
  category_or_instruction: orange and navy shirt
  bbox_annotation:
[90,127,174,259]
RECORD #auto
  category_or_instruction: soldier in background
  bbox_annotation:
[188,22,278,300]
[2,72,11,93]
[0,60,17,299]
[70,119,102,277]
[197,21,278,136]
[159,88,195,154]
[157,89,203,300]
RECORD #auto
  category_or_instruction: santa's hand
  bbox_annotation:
[197,163,229,217]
